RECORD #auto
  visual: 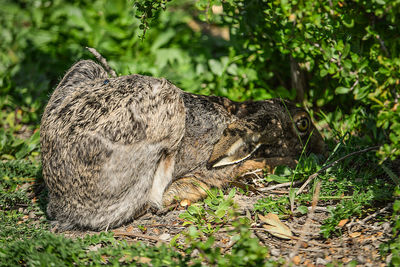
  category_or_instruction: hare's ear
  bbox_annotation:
[207,121,261,168]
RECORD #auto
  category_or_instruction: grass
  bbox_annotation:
[0,124,397,265]
[0,0,399,264]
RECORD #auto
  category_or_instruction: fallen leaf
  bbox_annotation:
[126,225,134,232]
[337,218,349,227]
[259,213,293,240]
[159,233,170,241]
[88,244,102,252]
[292,255,301,265]
[349,232,361,238]
[303,259,315,267]
[133,256,152,264]
[180,199,191,207]
[221,238,229,244]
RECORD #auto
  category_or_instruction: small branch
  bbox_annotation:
[86,47,117,78]
[254,231,269,247]
[346,202,392,229]
[222,240,236,253]
[376,35,390,57]
[139,223,185,228]
[296,146,380,196]
[240,168,263,180]
[257,180,303,192]
[288,181,321,263]
[112,230,163,242]
[230,181,261,195]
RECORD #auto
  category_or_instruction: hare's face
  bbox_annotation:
[206,99,326,168]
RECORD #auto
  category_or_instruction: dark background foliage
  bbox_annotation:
[1,0,400,264]
[1,0,399,162]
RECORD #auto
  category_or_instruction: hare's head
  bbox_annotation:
[207,99,326,168]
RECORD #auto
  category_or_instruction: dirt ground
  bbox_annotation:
[61,192,392,266]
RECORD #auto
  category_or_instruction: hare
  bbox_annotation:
[41,59,326,230]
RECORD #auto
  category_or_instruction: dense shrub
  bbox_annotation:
[0,0,398,160]
[136,0,400,161]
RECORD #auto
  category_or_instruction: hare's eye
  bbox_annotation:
[295,117,309,133]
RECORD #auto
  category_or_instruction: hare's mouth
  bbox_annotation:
[209,143,262,168]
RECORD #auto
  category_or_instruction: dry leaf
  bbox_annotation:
[180,199,191,207]
[337,218,349,227]
[292,255,301,265]
[158,233,170,241]
[259,213,293,240]
[126,225,134,232]
[349,232,361,238]
[88,244,102,252]
[133,256,152,264]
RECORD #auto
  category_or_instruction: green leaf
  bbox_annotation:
[335,87,350,94]
[265,174,290,183]
[296,206,308,214]
[208,59,223,76]
[151,29,175,51]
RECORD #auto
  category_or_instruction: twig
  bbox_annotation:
[296,146,380,196]
[346,202,392,229]
[307,206,328,212]
[86,47,117,78]
[138,223,186,228]
[254,231,269,247]
[222,240,237,253]
[112,230,163,242]
[240,168,263,178]
[251,227,341,248]
[257,180,303,192]
[230,181,261,195]
[376,35,390,57]
[288,181,321,264]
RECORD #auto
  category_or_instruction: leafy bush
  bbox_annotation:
[136,0,400,162]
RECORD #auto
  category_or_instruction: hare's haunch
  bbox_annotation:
[41,60,325,230]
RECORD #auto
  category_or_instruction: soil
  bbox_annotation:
[59,192,392,266]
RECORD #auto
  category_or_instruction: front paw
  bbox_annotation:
[148,200,163,214]
[162,192,179,207]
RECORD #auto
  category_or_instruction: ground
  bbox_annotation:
[57,184,392,266]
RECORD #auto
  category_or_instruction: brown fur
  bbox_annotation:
[41,60,326,230]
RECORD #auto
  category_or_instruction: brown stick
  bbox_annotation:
[112,230,163,242]
[86,47,117,78]
[288,181,321,264]
[257,180,303,192]
[296,146,380,196]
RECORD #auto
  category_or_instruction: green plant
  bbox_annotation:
[183,218,278,266]
[380,186,400,266]
[179,188,237,234]
[135,0,400,162]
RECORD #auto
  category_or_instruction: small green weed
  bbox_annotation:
[380,186,400,265]
[183,218,279,266]
[179,188,237,234]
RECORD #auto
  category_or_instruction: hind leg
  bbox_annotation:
[162,177,211,206]
[161,160,268,206]
[162,158,297,206]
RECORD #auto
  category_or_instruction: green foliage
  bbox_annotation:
[0,0,399,265]
[0,231,190,266]
[254,196,290,215]
[183,219,278,266]
[0,160,41,210]
[179,188,237,234]
[380,186,400,266]
[136,0,400,161]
